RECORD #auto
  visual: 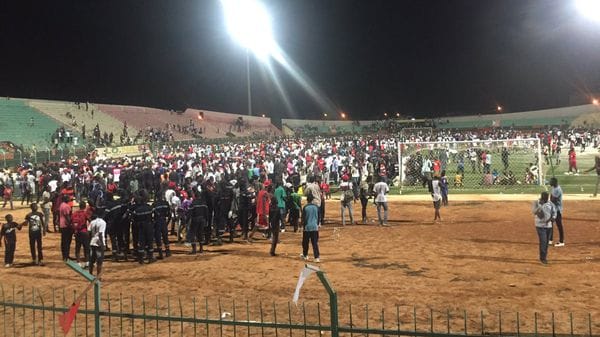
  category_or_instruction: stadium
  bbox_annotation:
[1,1,600,337]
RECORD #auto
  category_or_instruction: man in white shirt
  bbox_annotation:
[373,177,389,226]
[89,212,106,277]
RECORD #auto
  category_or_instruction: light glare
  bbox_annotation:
[222,0,277,60]
[576,0,600,22]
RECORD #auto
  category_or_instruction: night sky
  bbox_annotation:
[1,0,600,121]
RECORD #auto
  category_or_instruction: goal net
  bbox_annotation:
[397,138,543,193]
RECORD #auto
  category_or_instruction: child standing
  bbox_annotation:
[300,194,320,263]
[2,185,13,210]
[0,214,22,267]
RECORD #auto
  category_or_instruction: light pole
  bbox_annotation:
[246,50,252,116]
[222,0,276,117]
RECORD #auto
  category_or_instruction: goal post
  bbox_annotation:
[397,138,544,193]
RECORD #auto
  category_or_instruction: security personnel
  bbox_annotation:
[103,192,119,261]
[188,191,207,255]
[152,193,172,259]
[131,190,155,264]
[216,179,234,244]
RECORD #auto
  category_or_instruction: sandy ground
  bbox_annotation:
[0,196,599,336]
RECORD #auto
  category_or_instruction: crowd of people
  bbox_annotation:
[1,126,599,271]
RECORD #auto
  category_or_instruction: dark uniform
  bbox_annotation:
[152,198,171,258]
[216,181,234,243]
[188,195,208,254]
[237,182,255,240]
[268,193,280,256]
[132,201,155,263]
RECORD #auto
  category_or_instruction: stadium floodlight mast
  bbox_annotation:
[575,0,600,22]
[222,0,277,116]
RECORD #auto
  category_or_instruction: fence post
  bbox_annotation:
[65,260,101,337]
[312,266,339,337]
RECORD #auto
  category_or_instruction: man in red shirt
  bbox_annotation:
[59,195,73,261]
[71,201,90,266]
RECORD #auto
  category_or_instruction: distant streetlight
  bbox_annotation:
[384,112,388,117]
[323,113,328,118]
[261,113,266,118]
[497,105,503,112]
[593,98,599,106]
[340,112,347,119]
[222,0,276,116]
[396,112,400,117]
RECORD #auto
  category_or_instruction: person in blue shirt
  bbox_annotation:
[300,194,320,263]
[549,177,564,247]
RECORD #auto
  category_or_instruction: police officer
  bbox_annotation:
[216,179,234,244]
[131,190,155,264]
[103,192,120,261]
[152,193,172,259]
[188,191,207,255]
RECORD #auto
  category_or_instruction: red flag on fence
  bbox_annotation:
[59,300,81,335]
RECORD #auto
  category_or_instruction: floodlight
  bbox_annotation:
[575,0,600,22]
[222,0,277,60]
[593,98,599,105]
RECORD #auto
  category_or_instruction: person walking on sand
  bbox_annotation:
[549,177,565,247]
[1,214,22,267]
[299,194,320,263]
[584,148,600,197]
[532,191,556,265]
[23,203,45,266]
[429,176,442,221]
[373,176,389,226]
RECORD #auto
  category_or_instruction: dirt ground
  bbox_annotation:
[0,196,599,335]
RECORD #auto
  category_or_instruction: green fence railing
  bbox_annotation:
[0,262,597,337]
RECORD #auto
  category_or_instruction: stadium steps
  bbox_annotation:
[27,99,128,144]
[95,104,192,141]
[0,99,62,148]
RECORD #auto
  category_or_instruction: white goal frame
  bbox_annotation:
[397,138,544,191]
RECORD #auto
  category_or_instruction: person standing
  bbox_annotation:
[132,190,156,264]
[2,184,13,210]
[268,186,281,256]
[274,180,287,232]
[584,148,600,197]
[1,214,22,267]
[299,194,320,263]
[430,176,442,221]
[339,175,355,226]
[187,192,207,255]
[72,201,90,266]
[567,146,578,175]
[59,195,73,261]
[440,170,449,206]
[88,211,106,277]
[359,179,371,224]
[532,191,556,265]
[288,186,302,232]
[41,186,52,233]
[549,177,565,247]
[373,176,389,226]
[152,193,172,258]
[23,203,45,266]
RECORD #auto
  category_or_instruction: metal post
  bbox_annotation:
[65,260,101,337]
[310,265,339,337]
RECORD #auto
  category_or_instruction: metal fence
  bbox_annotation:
[0,264,597,337]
